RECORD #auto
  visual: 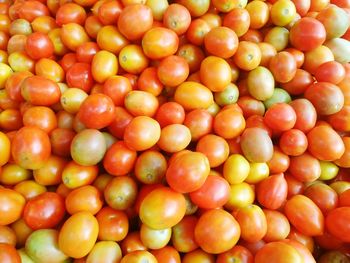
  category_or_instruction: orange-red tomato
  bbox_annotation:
[284,195,324,236]
[326,207,350,242]
[195,209,241,254]
[0,188,26,226]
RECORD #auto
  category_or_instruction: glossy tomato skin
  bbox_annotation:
[11,126,51,170]
[23,192,65,230]
[0,188,26,226]
[216,245,254,263]
[284,195,324,236]
[194,209,240,254]
[58,211,99,258]
[139,187,186,230]
[326,207,350,242]
[0,243,21,263]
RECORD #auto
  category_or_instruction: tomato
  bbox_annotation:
[326,207,350,242]
[58,212,99,258]
[18,1,49,22]
[235,205,267,243]
[317,5,349,40]
[280,239,316,263]
[91,50,118,83]
[124,90,159,117]
[289,17,326,51]
[56,3,87,26]
[166,151,210,193]
[25,32,54,60]
[121,231,146,255]
[246,1,269,29]
[0,225,16,246]
[305,82,344,116]
[263,210,290,242]
[25,229,68,263]
[140,223,171,249]
[269,51,297,83]
[214,109,246,139]
[307,125,345,161]
[318,251,350,263]
[257,173,288,210]
[163,3,191,35]
[96,207,128,242]
[271,0,297,26]
[284,195,324,236]
[11,126,51,170]
[233,41,261,71]
[117,4,153,41]
[155,102,184,128]
[303,45,334,75]
[23,192,65,230]
[96,0,122,25]
[107,106,133,139]
[86,241,122,263]
[216,245,253,263]
[157,55,189,87]
[223,8,250,37]
[240,127,273,163]
[247,66,274,101]
[142,27,179,60]
[104,176,138,210]
[157,124,191,153]
[0,188,25,226]
[65,63,94,93]
[77,93,115,129]
[121,250,157,263]
[21,76,61,106]
[255,241,303,263]
[65,185,102,215]
[140,187,186,230]
[62,161,98,189]
[194,209,240,254]
[151,246,181,263]
[138,67,164,96]
[0,244,20,263]
[304,183,338,214]
[196,134,229,167]
[315,61,346,85]
[171,215,198,253]
[183,109,213,141]
[0,131,10,166]
[50,128,76,157]
[60,23,90,51]
[289,153,321,182]
[189,175,230,209]
[186,18,211,46]
[96,25,129,54]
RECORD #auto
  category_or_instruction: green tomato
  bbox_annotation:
[214,83,239,106]
[206,102,221,116]
[319,161,339,181]
[264,88,291,109]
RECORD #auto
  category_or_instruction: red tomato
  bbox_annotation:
[263,209,291,242]
[284,195,324,236]
[171,215,198,253]
[264,103,297,132]
[25,32,54,60]
[304,183,338,214]
[23,192,65,229]
[257,173,288,210]
[195,209,240,254]
[289,17,326,51]
[326,207,350,242]
[166,151,210,193]
[11,126,51,170]
[189,175,230,209]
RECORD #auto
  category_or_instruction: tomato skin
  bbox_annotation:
[86,241,122,263]
[255,241,303,263]
[307,125,345,161]
[195,209,240,254]
[157,55,189,87]
[151,246,181,263]
[11,126,51,170]
[263,210,291,242]
[264,103,297,132]
[304,82,344,116]
[269,51,297,83]
[0,188,26,226]
[171,215,198,253]
[58,212,99,258]
[66,63,94,93]
[236,205,267,243]
[326,207,350,242]
[142,27,179,60]
[216,245,254,263]
[289,17,326,51]
[23,192,65,230]
[284,195,324,236]
[289,99,317,133]
[166,151,210,193]
[65,185,102,215]
[189,175,230,209]
[289,152,321,182]
[96,207,129,242]
[140,187,186,230]
[0,243,21,263]
[118,4,153,41]
[304,183,338,214]
[257,173,288,210]
[21,76,61,106]
[163,4,191,35]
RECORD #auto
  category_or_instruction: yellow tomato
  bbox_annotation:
[223,154,250,184]
[319,161,339,181]
[0,131,10,166]
[91,50,118,83]
[245,163,269,184]
[225,182,255,210]
[35,58,65,83]
[0,164,31,185]
[0,63,13,89]
[140,224,172,250]
[58,212,99,258]
[119,45,149,74]
[61,88,88,114]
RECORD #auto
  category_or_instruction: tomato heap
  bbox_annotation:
[0,0,350,262]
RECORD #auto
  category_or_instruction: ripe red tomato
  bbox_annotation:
[23,192,65,229]
[326,207,350,242]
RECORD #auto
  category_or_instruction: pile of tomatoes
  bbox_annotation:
[0,0,350,262]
